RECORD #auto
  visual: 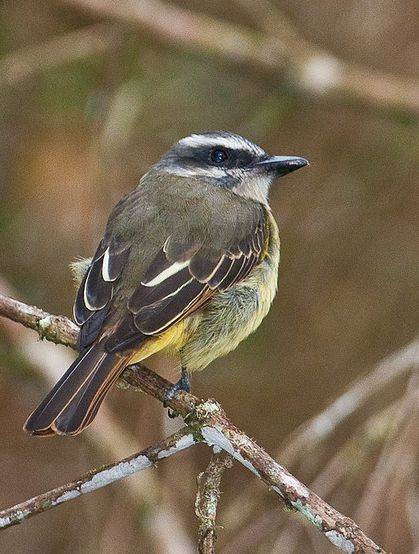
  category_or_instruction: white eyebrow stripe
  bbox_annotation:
[142,260,190,287]
[162,165,227,178]
[179,134,263,154]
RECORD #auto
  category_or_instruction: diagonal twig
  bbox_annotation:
[0,24,119,88]
[0,293,385,553]
[0,426,196,529]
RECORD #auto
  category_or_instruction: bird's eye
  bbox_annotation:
[209,148,228,165]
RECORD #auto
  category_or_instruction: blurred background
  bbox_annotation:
[0,1,418,552]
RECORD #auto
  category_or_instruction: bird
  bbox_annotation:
[24,131,308,436]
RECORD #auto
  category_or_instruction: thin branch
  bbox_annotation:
[0,294,78,347]
[280,339,419,466]
[63,0,419,117]
[196,452,233,553]
[0,427,196,529]
[222,336,419,532]
[0,294,385,553]
[0,24,118,88]
[355,373,419,532]
[192,403,384,553]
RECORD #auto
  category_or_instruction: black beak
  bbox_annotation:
[255,155,309,177]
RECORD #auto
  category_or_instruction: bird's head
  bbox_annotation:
[152,131,309,204]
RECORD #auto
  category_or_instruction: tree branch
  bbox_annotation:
[62,0,419,117]
[195,452,233,553]
[0,294,78,347]
[0,294,385,552]
[0,281,194,549]
[0,426,196,529]
[0,24,118,88]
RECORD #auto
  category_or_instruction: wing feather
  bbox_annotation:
[208,256,235,288]
[102,245,130,282]
[73,240,130,350]
[135,280,208,335]
[84,254,113,310]
[128,266,192,314]
[189,249,224,282]
[217,254,248,291]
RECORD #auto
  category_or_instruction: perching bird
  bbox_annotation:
[24,132,308,436]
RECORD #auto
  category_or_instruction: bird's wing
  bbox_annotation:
[103,212,268,353]
[73,237,131,350]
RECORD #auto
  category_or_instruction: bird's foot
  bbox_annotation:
[164,369,191,417]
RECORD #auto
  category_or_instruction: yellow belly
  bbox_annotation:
[127,320,188,365]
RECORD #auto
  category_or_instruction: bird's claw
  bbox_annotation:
[163,370,191,414]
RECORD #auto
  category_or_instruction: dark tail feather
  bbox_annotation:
[24,342,128,436]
